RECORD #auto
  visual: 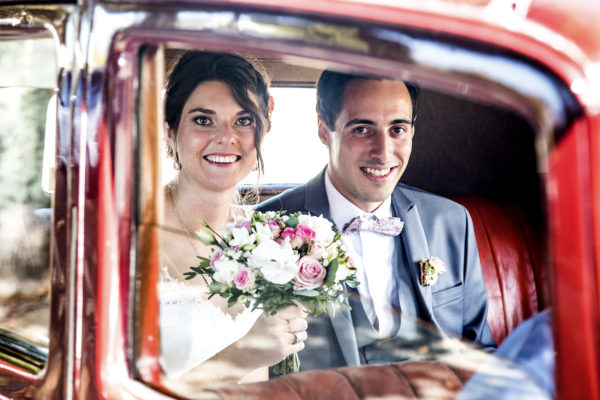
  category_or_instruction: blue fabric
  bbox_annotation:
[457,309,554,400]
[258,168,495,370]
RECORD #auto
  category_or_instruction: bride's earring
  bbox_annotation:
[173,151,182,170]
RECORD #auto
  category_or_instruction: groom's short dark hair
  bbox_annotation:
[316,70,420,131]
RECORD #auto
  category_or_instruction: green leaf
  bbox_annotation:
[314,298,327,317]
[324,259,339,285]
[199,258,211,267]
[291,298,305,308]
[183,271,197,280]
[189,266,204,274]
[228,296,239,308]
[292,289,319,297]
[285,215,299,228]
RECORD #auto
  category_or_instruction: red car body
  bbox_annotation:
[0,0,598,399]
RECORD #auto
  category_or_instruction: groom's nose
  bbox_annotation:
[368,130,393,161]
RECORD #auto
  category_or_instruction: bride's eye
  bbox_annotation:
[236,116,254,126]
[194,116,212,126]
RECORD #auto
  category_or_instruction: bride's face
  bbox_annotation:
[169,80,258,192]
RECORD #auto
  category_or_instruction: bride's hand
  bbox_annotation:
[236,305,308,369]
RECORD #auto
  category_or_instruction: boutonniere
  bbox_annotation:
[419,257,447,286]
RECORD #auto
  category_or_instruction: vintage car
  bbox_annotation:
[0,0,598,398]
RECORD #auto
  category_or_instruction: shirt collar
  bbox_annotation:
[324,168,393,230]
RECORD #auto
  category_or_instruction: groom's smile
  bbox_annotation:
[318,79,414,213]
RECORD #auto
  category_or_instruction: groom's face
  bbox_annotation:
[318,79,414,213]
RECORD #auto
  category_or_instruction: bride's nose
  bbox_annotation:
[215,123,237,145]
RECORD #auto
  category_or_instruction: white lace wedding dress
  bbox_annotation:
[159,266,262,378]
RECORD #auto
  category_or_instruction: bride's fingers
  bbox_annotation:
[288,330,307,344]
[276,305,308,319]
[288,317,308,333]
[291,340,305,352]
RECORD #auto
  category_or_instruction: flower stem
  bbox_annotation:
[272,352,300,375]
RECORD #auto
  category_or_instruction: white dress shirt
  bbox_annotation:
[324,172,399,338]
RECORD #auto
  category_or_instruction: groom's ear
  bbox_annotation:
[317,117,331,146]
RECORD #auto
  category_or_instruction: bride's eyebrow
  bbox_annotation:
[187,108,251,115]
[188,107,214,115]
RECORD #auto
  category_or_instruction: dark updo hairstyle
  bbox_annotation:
[165,50,271,173]
[316,70,419,131]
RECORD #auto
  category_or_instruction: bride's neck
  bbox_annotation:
[167,181,236,233]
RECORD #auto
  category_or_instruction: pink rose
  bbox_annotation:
[234,267,255,291]
[268,221,281,238]
[290,224,316,248]
[293,256,326,290]
[281,227,294,239]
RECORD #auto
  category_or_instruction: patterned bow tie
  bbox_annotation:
[342,215,404,236]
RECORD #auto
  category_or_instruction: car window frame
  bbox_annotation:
[121,6,582,398]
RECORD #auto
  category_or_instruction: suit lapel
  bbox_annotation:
[306,169,360,366]
[392,188,435,323]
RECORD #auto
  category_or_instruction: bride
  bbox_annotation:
[159,51,307,392]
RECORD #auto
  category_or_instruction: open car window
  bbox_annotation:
[0,37,56,372]
[135,32,556,398]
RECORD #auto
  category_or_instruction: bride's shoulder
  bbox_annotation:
[159,266,195,298]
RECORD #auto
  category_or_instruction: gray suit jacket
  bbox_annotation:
[258,169,495,370]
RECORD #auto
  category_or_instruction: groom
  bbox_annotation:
[258,70,495,370]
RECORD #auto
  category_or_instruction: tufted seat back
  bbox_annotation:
[451,196,549,344]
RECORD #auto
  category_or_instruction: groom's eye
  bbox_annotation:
[391,126,407,135]
[352,126,369,135]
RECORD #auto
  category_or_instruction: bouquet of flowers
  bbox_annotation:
[184,210,358,375]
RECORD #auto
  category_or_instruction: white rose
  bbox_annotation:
[298,214,335,245]
[229,227,256,248]
[254,222,274,243]
[248,239,299,284]
[212,258,242,283]
[226,248,243,260]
